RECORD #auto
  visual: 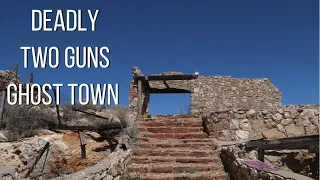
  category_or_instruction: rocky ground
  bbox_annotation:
[0,129,116,179]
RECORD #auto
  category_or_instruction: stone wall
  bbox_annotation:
[129,67,150,116]
[203,105,319,141]
[220,145,314,180]
[191,76,281,114]
[129,67,281,115]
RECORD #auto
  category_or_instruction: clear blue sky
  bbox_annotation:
[0,0,318,114]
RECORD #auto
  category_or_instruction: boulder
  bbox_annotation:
[305,124,318,135]
[280,119,293,126]
[239,119,251,131]
[238,110,246,114]
[246,110,255,115]
[285,124,305,137]
[294,116,309,127]
[272,113,283,123]
[234,113,247,119]
[290,110,299,119]
[283,112,291,119]
[230,119,240,130]
[235,130,249,141]
[302,119,312,127]
[105,175,113,180]
[277,124,286,133]
[0,132,8,142]
[219,130,232,140]
[262,129,285,139]
[0,165,16,179]
[277,109,284,114]
[262,110,269,115]
[310,116,319,127]
[246,150,257,160]
[300,109,315,119]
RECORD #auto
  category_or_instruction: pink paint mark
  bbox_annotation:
[131,92,137,98]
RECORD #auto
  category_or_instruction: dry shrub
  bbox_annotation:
[110,106,138,140]
[62,101,106,112]
[108,106,130,127]
[98,105,137,140]
[2,100,137,141]
[3,104,56,140]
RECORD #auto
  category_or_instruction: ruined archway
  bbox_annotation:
[129,67,198,118]
[129,67,282,118]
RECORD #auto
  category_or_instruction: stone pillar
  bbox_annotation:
[129,67,144,119]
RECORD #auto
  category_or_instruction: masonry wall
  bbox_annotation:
[203,105,319,141]
[129,67,282,115]
[191,76,281,114]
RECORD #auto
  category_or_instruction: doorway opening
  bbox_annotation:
[149,93,191,115]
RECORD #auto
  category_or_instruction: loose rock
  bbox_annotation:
[272,113,283,123]
[262,129,285,139]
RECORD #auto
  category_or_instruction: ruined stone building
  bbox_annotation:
[128,67,319,179]
[129,67,281,115]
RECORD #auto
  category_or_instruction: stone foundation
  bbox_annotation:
[203,105,319,141]
[220,145,314,180]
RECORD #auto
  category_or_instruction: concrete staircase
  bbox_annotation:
[126,116,227,180]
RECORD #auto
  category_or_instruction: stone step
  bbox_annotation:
[138,133,208,139]
[144,117,201,121]
[132,172,227,180]
[137,173,227,180]
[137,137,214,143]
[133,148,217,157]
[136,142,216,149]
[137,119,203,127]
[138,127,204,133]
[130,156,220,165]
[127,163,223,174]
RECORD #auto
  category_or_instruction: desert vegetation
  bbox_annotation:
[1,101,133,141]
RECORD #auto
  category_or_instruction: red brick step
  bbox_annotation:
[127,163,223,174]
[136,142,216,149]
[130,156,219,164]
[133,148,216,157]
[137,138,214,143]
[138,127,203,133]
[139,133,208,139]
[137,173,227,180]
[125,117,226,180]
[138,120,203,127]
